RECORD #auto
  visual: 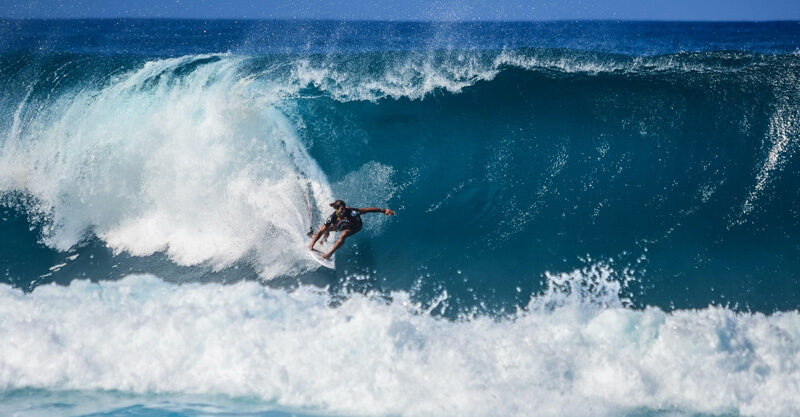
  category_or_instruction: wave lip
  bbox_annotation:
[1,273,800,417]
[260,48,797,102]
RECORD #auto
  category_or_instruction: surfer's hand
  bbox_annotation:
[384,209,395,216]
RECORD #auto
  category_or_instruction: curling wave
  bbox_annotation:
[0,49,798,313]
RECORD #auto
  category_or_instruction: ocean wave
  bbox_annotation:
[0,49,798,294]
[0,269,799,417]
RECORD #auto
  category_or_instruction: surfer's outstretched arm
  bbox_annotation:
[357,207,395,215]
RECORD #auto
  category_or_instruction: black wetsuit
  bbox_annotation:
[325,207,363,234]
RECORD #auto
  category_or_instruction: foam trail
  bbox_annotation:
[0,55,334,278]
[1,270,799,417]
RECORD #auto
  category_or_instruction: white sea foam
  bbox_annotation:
[1,269,799,417]
[0,55,334,278]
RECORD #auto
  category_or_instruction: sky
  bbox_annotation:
[1,0,799,21]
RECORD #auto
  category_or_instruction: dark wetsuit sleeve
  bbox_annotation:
[324,213,336,227]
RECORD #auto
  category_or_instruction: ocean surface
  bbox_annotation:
[1,19,800,417]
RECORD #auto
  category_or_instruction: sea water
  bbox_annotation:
[0,19,799,417]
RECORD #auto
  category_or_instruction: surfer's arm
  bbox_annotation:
[357,207,395,215]
[309,224,330,250]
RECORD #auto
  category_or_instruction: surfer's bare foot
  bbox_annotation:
[308,244,314,251]
[321,253,332,260]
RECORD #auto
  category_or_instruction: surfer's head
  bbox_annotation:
[330,200,346,214]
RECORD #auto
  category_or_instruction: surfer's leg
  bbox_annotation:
[322,230,352,259]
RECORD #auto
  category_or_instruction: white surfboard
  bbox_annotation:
[310,248,335,269]
[305,237,335,269]
[303,187,334,269]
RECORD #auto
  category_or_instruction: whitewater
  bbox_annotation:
[2,272,800,417]
[1,19,799,417]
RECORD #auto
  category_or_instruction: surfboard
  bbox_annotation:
[305,237,335,269]
[302,185,334,269]
[309,248,335,269]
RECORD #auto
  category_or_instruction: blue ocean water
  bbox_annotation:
[0,19,800,417]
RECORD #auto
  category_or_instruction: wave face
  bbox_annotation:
[2,48,799,311]
[0,19,800,417]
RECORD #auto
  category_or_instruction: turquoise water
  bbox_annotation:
[0,19,799,417]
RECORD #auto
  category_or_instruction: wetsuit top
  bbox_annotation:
[325,207,362,231]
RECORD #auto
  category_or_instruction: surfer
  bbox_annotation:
[308,199,395,259]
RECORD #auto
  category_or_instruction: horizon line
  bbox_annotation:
[1,17,799,24]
